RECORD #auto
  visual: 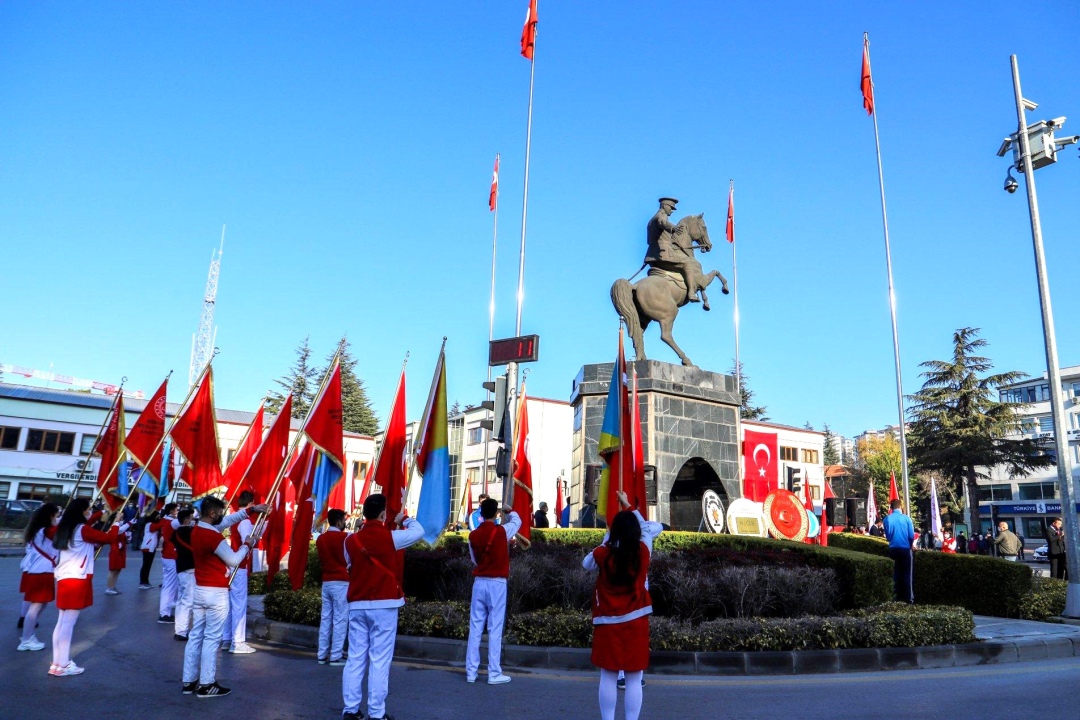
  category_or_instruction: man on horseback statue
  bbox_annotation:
[643,197,707,308]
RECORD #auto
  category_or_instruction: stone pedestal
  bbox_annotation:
[569,360,741,530]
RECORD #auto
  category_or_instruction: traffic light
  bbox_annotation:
[480,375,508,442]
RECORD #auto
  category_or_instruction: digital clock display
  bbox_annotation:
[488,334,540,366]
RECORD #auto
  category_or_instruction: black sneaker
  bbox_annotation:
[369,716,392,720]
[342,713,364,720]
[158,616,171,624]
[175,634,188,642]
[318,657,329,665]
[329,657,347,666]
[196,682,231,698]
[182,682,198,695]
[617,677,625,690]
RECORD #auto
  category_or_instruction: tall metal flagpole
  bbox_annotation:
[1008,55,1080,616]
[864,33,911,511]
[484,154,500,496]
[729,180,741,394]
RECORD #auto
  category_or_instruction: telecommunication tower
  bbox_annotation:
[189,226,224,387]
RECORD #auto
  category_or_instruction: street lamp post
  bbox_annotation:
[999,55,1080,617]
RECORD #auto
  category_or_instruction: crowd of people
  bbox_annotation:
[17,489,662,720]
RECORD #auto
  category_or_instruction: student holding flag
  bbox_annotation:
[17,502,60,652]
[151,503,180,623]
[223,490,257,654]
[316,508,350,666]
[341,493,424,720]
[465,498,521,685]
[171,508,196,641]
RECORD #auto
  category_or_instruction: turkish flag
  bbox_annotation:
[628,368,647,513]
[520,0,537,60]
[742,429,778,502]
[511,388,534,541]
[726,183,735,244]
[303,361,344,468]
[223,404,265,506]
[126,378,168,474]
[489,155,499,212]
[95,395,125,510]
[888,470,900,504]
[242,395,293,505]
[263,455,299,585]
[553,479,564,527]
[373,371,408,520]
[287,444,318,591]
[861,37,874,116]
[169,368,224,500]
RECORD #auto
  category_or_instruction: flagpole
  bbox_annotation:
[729,180,741,393]
[617,323,625,496]
[67,381,126,510]
[227,346,345,584]
[864,32,911,512]
[484,154,500,496]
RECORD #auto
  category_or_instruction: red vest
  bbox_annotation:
[344,521,403,603]
[317,529,349,582]
[591,543,652,624]
[191,525,229,588]
[469,522,510,578]
[160,520,177,560]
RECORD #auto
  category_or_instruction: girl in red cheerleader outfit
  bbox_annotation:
[18,503,61,652]
[50,499,131,677]
[582,491,663,720]
[106,518,131,595]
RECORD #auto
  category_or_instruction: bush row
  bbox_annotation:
[1019,576,1067,621]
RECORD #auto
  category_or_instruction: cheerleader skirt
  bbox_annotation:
[20,572,55,604]
[56,576,94,610]
[590,615,650,672]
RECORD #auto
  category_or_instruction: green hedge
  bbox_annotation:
[826,533,889,556]
[1019,576,1066,621]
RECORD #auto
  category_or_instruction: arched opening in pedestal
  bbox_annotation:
[667,457,725,531]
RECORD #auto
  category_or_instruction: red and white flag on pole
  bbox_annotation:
[866,479,878,529]
[520,0,537,60]
[726,182,735,244]
[489,155,499,212]
[888,470,900,504]
[861,35,875,116]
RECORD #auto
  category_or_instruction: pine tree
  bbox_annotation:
[328,336,379,436]
[822,424,840,466]
[907,328,1052,534]
[730,360,768,421]
[267,336,318,420]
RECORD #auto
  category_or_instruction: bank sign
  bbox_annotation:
[979,502,1080,515]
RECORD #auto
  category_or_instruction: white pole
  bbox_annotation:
[864,33,911,512]
[484,153,500,496]
[729,180,741,395]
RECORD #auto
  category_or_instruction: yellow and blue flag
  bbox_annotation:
[415,347,449,545]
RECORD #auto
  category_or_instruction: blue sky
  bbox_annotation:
[2,2,1078,439]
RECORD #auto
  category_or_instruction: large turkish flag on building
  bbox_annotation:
[742,429,778,502]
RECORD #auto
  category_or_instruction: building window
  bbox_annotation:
[79,435,98,455]
[17,483,63,501]
[0,481,10,499]
[976,484,1013,502]
[226,448,237,465]
[1018,482,1058,500]
[74,486,94,499]
[352,461,360,479]
[1072,382,1080,398]
[0,426,19,450]
[780,446,798,462]
[467,427,485,445]
[801,449,819,464]
[811,485,821,501]
[1038,416,1054,433]
[25,429,76,455]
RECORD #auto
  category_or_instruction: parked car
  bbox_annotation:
[1033,544,1049,562]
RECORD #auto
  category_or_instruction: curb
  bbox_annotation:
[248,610,1080,675]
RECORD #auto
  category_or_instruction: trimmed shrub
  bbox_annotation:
[263,585,321,626]
[507,606,595,648]
[827,533,889,556]
[1019,576,1066,622]
[248,572,269,596]
[398,600,470,640]
[912,552,1031,617]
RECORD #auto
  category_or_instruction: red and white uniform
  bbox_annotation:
[582,510,663,672]
[316,526,350,661]
[465,511,522,680]
[223,512,256,647]
[942,536,957,554]
[154,517,180,617]
[55,524,123,610]
[341,517,425,720]
[108,529,130,572]
[20,526,58,604]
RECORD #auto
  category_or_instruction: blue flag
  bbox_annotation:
[311,453,343,524]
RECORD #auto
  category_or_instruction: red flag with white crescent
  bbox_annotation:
[520,0,537,60]
[489,155,499,212]
[742,429,778,502]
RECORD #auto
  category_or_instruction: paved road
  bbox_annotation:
[3,555,1078,720]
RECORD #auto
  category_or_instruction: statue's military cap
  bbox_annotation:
[658,197,679,205]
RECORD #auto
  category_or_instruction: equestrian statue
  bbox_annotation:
[610,197,729,367]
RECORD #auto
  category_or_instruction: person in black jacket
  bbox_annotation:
[1046,517,1068,580]
[533,502,550,529]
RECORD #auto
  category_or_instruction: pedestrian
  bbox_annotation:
[1018,534,1027,561]
[957,531,967,554]
[151,503,180,622]
[1046,517,1067,580]
[532,501,550,529]
[105,518,131,595]
[51,499,130,676]
[468,493,489,531]
[17,502,60,652]
[181,495,264,698]
[465,498,522,685]
[138,510,161,590]
[881,499,914,604]
[993,522,1022,562]
[941,529,957,554]
[223,491,257,655]
[868,519,884,538]
[316,508,350,666]
[583,491,663,720]
[171,508,196,641]
[341,493,425,720]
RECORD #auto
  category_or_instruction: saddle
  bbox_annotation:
[647,266,686,290]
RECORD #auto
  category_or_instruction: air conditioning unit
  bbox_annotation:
[1071,397,1080,405]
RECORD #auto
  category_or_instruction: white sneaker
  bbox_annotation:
[49,661,85,676]
[17,637,45,652]
[104,588,121,595]
[487,673,512,685]
[229,643,256,654]
[466,674,477,683]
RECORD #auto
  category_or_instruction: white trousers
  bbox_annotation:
[175,570,195,636]
[466,577,507,678]
[319,581,349,661]
[183,586,229,685]
[342,607,398,718]
[223,568,248,647]
[159,559,178,616]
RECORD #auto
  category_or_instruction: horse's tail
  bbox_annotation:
[611,278,645,356]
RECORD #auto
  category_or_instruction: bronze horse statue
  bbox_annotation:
[611,214,729,367]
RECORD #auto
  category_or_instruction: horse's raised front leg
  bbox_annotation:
[659,317,693,367]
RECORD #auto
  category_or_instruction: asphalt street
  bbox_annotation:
[3,554,1079,720]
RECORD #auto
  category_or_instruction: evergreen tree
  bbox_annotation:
[730,360,768,421]
[822,424,840,466]
[907,327,1052,534]
[328,336,379,436]
[267,336,318,420]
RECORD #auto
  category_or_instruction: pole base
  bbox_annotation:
[1063,582,1080,619]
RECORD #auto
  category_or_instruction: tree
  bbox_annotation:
[730,360,768,421]
[822,424,840,466]
[907,327,1053,534]
[267,336,318,420]
[329,336,379,436]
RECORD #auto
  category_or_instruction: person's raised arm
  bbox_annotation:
[220,504,267,530]
[213,538,249,568]
[391,513,425,550]
[500,506,522,542]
